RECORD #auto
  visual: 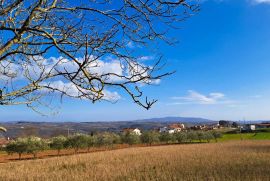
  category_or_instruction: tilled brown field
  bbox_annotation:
[0,141,269,181]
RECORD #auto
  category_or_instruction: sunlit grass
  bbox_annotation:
[0,141,269,181]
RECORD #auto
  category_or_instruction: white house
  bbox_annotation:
[132,128,142,135]
[123,128,142,135]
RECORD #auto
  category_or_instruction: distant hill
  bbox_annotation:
[0,116,217,138]
[133,116,215,123]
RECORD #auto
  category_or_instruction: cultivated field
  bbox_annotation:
[0,141,269,181]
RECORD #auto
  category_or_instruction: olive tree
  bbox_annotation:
[175,132,187,143]
[85,135,98,152]
[6,136,47,159]
[121,132,141,146]
[96,132,116,148]
[211,131,223,142]
[0,0,198,111]
[50,135,67,155]
[6,139,28,159]
[141,131,160,146]
[25,136,47,158]
[159,132,176,144]
[187,131,198,143]
[65,134,88,153]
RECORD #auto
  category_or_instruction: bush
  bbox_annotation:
[187,131,198,142]
[159,133,176,143]
[211,131,223,142]
[65,134,88,153]
[204,132,214,143]
[85,135,98,152]
[50,136,67,155]
[96,132,116,148]
[6,137,47,159]
[141,131,160,145]
[6,140,27,160]
[121,132,141,145]
[175,132,187,143]
[25,137,48,158]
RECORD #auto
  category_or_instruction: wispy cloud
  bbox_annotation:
[170,90,233,105]
[252,0,270,4]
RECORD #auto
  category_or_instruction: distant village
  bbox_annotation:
[1,120,270,147]
[121,120,270,136]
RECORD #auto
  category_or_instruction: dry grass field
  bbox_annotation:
[0,141,269,181]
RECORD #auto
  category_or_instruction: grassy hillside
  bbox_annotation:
[0,141,269,181]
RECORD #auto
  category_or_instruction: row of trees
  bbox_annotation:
[6,131,222,159]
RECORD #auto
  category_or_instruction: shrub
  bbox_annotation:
[65,134,88,153]
[204,132,214,143]
[6,137,47,159]
[187,131,198,142]
[159,132,176,143]
[211,131,223,142]
[141,131,160,145]
[50,136,67,155]
[6,140,27,160]
[25,137,48,158]
[85,135,98,152]
[96,132,115,148]
[175,132,187,143]
[121,132,141,145]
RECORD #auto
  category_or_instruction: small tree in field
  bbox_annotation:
[6,140,27,160]
[97,132,116,148]
[159,132,176,144]
[6,137,46,159]
[141,131,160,146]
[50,136,67,155]
[65,134,88,154]
[197,131,205,143]
[204,132,214,143]
[85,135,98,152]
[121,132,141,146]
[187,131,198,143]
[211,131,223,142]
[25,137,47,159]
[175,132,187,144]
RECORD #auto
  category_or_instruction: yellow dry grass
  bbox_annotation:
[0,141,269,181]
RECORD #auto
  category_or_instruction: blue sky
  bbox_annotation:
[1,0,270,122]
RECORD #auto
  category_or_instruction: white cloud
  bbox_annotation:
[138,56,154,61]
[40,80,121,102]
[252,0,270,4]
[126,41,135,49]
[171,90,228,105]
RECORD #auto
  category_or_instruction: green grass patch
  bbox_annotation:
[219,132,270,141]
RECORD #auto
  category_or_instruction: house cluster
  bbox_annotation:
[159,123,185,134]
[241,122,270,132]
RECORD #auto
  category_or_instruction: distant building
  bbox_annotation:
[190,124,208,131]
[208,123,220,130]
[242,124,256,132]
[255,123,270,129]
[160,124,185,134]
[122,128,142,135]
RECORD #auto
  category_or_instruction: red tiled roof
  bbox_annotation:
[168,124,183,129]
[0,138,9,145]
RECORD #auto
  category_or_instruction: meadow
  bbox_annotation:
[219,132,270,141]
[0,140,269,181]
